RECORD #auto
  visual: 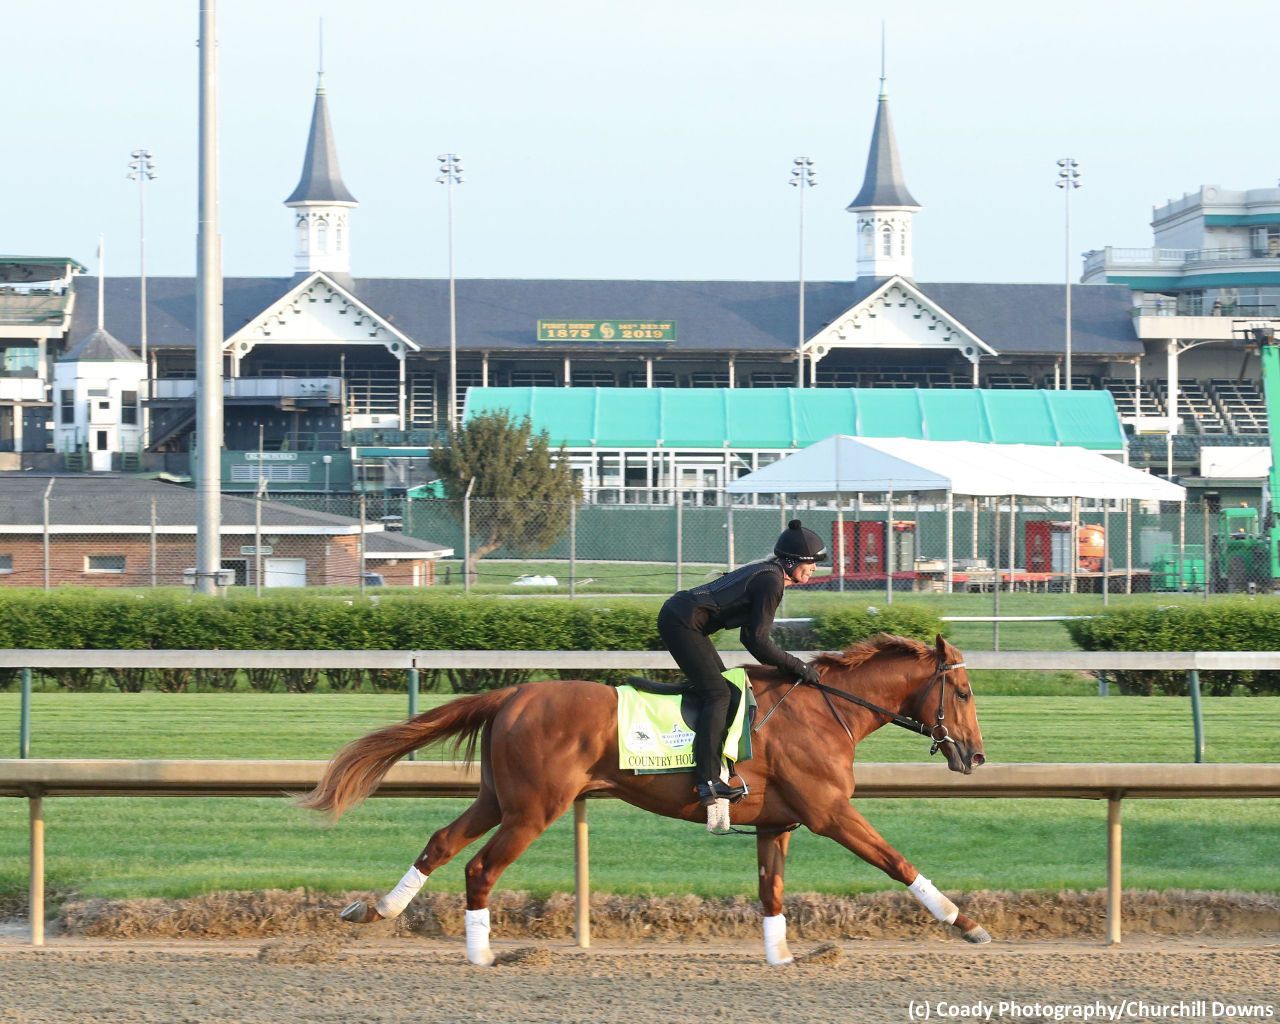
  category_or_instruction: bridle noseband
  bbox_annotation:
[794,654,967,758]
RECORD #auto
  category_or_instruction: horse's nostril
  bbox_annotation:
[971,752,986,767]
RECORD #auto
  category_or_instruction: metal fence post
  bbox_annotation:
[1188,669,1204,763]
[726,498,736,572]
[569,498,577,600]
[1203,502,1211,602]
[992,497,1001,651]
[1178,499,1187,592]
[885,490,895,606]
[42,479,53,591]
[20,667,32,758]
[150,496,158,588]
[1102,501,1110,607]
[358,494,367,595]
[463,478,474,594]
[836,499,845,593]
[254,483,264,598]
[675,493,683,593]
[1125,499,1133,596]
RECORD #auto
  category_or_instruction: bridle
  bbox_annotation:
[786,653,967,757]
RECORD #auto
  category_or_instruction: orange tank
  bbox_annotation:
[1077,524,1105,572]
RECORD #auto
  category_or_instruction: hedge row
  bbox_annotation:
[0,592,945,693]
[1066,601,1280,695]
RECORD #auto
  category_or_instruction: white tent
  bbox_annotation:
[725,435,1186,502]
[726,436,1186,596]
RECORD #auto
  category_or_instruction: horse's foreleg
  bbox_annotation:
[756,828,794,965]
[340,787,501,926]
[810,804,991,945]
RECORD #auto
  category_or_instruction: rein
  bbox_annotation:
[799,657,966,755]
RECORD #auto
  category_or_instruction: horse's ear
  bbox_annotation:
[934,633,947,659]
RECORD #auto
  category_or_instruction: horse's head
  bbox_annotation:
[918,634,985,775]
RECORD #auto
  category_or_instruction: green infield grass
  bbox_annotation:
[1,691,1277,901]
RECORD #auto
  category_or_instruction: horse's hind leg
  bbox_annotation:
[341,785,501,925]
[460,796,576,965]
[757,828,794,965]
[809,803,991,945]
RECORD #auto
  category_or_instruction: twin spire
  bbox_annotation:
[284,75,357,206]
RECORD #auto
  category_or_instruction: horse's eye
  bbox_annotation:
[956,690,970,702]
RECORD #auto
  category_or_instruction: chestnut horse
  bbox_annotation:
[299,633,989,964]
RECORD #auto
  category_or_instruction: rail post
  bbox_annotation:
[574,799,590,948]
[569,498,577,599]
[30,794,44,946]
[407,668,420,761]
[1188,670,1205,763]
[1106,794,1122,945]
[20,667,32,758]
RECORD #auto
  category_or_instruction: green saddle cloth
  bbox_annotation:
[616,667,755,774]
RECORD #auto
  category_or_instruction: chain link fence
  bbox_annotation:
[7,485,1273,599]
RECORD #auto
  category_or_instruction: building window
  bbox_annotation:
[59,390,75,425]
[85,554,125,574]
[881,224,894,256]
[95,430,109,451]
[861,222,873,258]
[335,222,343,252]
[316,217,328,254]
[121,391,138,425]
[900,224,908,256]
[0,554,12,574]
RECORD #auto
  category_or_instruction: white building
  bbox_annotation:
[52,326,146,471]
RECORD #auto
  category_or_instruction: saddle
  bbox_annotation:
[613,668,755,775]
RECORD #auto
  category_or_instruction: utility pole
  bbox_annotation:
[1056,158,1081,389]
[790,157,817,387]
[436,154,464,428]
[128,149,156,449]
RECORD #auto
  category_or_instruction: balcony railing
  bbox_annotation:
[1131,301,1280,318]
[152,376,343,401]
[0,290,71,326]
[1183,246,1280,266]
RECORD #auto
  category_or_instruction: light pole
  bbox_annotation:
[790,157,817,387]
[128,148,156,449]
[436,153,464,429]
[1056,158,1081,389]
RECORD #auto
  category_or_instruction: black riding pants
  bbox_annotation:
[657,604,731,782]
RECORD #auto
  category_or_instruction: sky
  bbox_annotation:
[4,0,1278,286]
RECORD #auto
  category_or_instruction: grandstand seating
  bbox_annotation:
[1102,378,1164,419]
[1209,379,1269,434]
[983,372,1033,389]
[1149,379,1227,434]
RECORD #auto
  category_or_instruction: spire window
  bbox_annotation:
[316,216,329,254]
[861,222,874,258]
[881,224,894,257]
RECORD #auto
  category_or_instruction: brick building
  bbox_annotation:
[0,475,450,588]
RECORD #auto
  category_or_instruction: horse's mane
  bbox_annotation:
[813,632,935,672]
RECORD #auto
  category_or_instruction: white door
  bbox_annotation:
[263,557,307,588]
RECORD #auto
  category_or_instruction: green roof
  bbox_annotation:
[464,387,1125,450]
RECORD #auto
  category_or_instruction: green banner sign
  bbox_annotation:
[537,319,676,342]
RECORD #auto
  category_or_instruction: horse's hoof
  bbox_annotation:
[340,900,380,925]
[467,950,496,967]
[961,925,991,944]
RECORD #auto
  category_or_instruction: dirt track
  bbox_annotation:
[1,938,1276,1024]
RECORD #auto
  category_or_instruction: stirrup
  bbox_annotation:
[695,778,748,807]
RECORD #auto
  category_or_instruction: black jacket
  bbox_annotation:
[661,560,806,677]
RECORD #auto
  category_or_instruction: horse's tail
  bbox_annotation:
[297,687,519,820]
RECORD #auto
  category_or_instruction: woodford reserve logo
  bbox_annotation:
[537,320,676,342]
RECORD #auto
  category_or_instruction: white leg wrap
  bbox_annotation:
[762,913,793,965]
[705,798,731,834]
[908,873,959,925]
[374,865,428,920]
[465,908,495,966]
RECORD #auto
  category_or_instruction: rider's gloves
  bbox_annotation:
[796,664,821,686]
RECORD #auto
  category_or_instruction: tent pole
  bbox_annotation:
[885,489,895,606]
[945,490,954,594]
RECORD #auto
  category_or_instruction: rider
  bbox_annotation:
[658,519,827,806]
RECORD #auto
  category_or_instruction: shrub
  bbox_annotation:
[811,604,947,652]
[1066,602,1280,695]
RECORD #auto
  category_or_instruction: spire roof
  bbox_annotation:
[847,90,919,211]
[59,326,141,363]
[285,84,357,205]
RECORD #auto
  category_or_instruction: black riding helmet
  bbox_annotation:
[774,519,828,568]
